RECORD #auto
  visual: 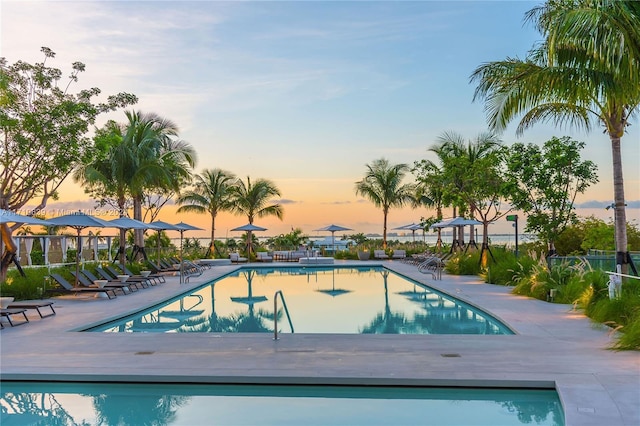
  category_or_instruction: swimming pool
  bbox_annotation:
[87,266,513,334]
[0,381,564,425]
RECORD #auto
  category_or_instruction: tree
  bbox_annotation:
[355,158,416,249]
[229,176,283,257]
[121,111,196,258]
[176,168,237,257]
[503,136,598,256]
[0,47,136,279]
[413,158,447,251]
[470,0,640,273]
[431,131,502,250]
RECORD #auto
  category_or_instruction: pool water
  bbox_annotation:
[0,382,564,425]
[88,266,513,335]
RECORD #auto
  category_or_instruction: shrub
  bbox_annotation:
[444,252,482,275]
[482,249,537,286]
[1,267,54,300]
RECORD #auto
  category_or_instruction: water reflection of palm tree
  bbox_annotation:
[230,270,272,332]
[181,282,234,332]
[360,270,407,334]
[1,392,77,425]
[92,393,189,426]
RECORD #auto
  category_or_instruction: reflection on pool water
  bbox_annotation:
[0,382,564,426]
[87,266,513,335]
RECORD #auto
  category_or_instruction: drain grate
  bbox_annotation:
[135,351,155,355]
[440,353,461,358]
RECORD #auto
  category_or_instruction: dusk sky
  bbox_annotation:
[2,0,638,238]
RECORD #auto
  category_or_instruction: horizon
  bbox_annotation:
[2,0,638,237]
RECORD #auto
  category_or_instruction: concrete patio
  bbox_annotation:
[1,260,638,426]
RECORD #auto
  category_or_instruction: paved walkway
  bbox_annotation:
[1,261,638,426]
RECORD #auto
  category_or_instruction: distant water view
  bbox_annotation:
[174,233,536,249]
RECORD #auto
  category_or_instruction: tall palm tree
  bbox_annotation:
[229,176,284,256]
[176,168,236,257]
[355,158,416,249]
[471,0,640,273]
[122,111,196,258]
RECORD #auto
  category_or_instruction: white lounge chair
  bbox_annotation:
[256,252,273,262]
[230,253,248,263]
[392,249,406,259]
[374,250,389,260]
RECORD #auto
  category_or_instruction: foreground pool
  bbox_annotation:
[0,382,564,425]
[87,266,513,334]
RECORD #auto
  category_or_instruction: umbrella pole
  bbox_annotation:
[179,231,184,284]
[156,230,161,269]
[248,231,252,263]
[75,229,81,287]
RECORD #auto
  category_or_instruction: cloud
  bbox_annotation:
[322,201,352,205]
[577,200,640,209]
[276,199,298,205]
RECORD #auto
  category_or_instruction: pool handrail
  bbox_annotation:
[273,290,294,340]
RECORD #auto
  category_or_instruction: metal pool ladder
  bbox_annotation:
[273,290,294,340]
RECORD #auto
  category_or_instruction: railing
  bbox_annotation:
[273,290,294,340]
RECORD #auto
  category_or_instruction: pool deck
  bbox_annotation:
[1,261,638,426]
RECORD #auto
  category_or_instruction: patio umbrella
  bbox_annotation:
[174,221,203,284]
[314,224,352,254]
[231,223,267,262]
[0,209,54,226]
[393,223,423,243]
[148,220,182,269]
[107,217,160,272]
[47,212,113,287]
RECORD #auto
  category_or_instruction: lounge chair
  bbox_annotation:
[392,250,406,260]
[0,308,29,326]
[72,270,135,294]
[230,253,247,263]
[7,301,56,318]
[48,273,118,299]
[146,260,179,274]
[256,252,273,262]
[120,265,166,284]
[100,266,152,288]
[374,250,389,260]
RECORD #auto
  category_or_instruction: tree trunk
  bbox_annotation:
[610,135,629,273]
[132,196,145,260]
[382,207,388,249]
[0,224,18,281]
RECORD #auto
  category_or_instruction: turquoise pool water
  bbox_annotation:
[0,382,564,425]
[88,266,513,334]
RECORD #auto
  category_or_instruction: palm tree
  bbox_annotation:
[470,0,640,273]
[413,159,447,251]
[355,158,416,249]
[122,111,196,259]
[176,168,236,257]
[229,176,284,256]
[434,131,502,250]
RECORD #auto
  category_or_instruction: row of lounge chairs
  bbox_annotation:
[400,251,453,280]
[47,264,169,300]
[146,258,209,281]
